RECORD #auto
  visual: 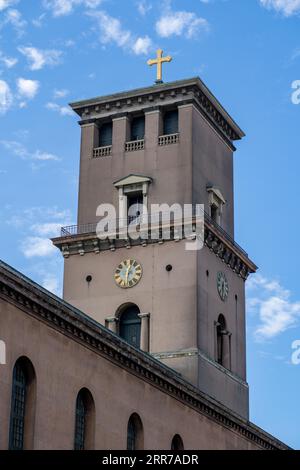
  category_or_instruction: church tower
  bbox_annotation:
[53,57,257,419]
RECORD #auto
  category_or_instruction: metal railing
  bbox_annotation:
[125,139,145,152]
[93,146,112,158]
[158,133,179,146]
[59,209,248,257]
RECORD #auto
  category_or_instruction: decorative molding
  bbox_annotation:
[53,218,256,280]
[114,174,152,188]
[0,260,288,450]
[71,78,244,148]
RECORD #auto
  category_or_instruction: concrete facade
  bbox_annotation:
[54,78,255,418]
[0,261,287,450]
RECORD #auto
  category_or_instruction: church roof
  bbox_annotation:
[69,77,245,145]
[0,258,288,450]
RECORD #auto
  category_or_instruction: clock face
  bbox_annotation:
[217,272,229,301]
[114,259,142,289]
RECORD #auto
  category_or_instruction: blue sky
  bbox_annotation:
[0,0,300,449]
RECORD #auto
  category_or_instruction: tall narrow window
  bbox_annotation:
[131,117,145,141]
[119,305,141,348]
[127,191,144,224]
[163,110,178,135]
[217,314,227,367]
[99,122,112,147]
[9,357,36,450]
[210,204,219,224]
[74,388,95,450]
[171,434,184,450]
[127,414,144,450]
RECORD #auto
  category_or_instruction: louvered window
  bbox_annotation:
[99,122,112,147]
[131,117,145,141]
[163,110,178,135]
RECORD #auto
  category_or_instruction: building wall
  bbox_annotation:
[192,105,234,237]
[77,105,193,227]
[63,240,198,356]
[0,297,260,450]
[63,234,248,418]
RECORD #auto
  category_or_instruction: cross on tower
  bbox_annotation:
[147,49,172,84]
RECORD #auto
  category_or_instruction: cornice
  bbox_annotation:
[52,220,257,280]
[70,77,244,147]
[0,260,287,450]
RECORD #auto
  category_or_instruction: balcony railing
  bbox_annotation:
[158,133,179,146]
[125,139,145,152]
[93,145,112,158]
[59,209,248,257]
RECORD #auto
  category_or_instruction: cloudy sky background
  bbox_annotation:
[0,0,300,448]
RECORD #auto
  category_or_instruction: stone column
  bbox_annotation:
[145,108,161,146]
[138,313,150,352]
[106,317,118,334]
[112,115,130,153]
[80,121,99,160]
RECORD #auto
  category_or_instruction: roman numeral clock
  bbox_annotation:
[114,260,143,289]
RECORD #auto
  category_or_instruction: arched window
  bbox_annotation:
[119,305,141,348]
[9,357,36,450]
[163,110,178,135]
[127,413,144,450]
[217,314,227,366]
[171,434,184,450]
[74,388,95,450]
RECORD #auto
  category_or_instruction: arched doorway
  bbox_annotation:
[119,304,141,348]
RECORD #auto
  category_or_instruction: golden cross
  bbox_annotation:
[147,49,172,84]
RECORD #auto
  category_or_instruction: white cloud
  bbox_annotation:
[156,8,209,38]
[53,88,69,99]
[21,237,56,258]
[259,0,300,15]
[32,150,61,161]
[247,274,300,340]
[132,36,152,55]
[46,102,73,116]
[137,0,152,16]
[41,273,61,295]
[6,207,73,228]
[2,9,26,35]
[43,0,103,17]
[31,222,62,237]
[18,46,62,71]
[0,140,61,161]
[0,80,13,114]
[0,0,19,11]
[17,78,40,99]
[87,10,153,55]
[88,10,131,47]
[0,52,18,68]
[32,13,46,28]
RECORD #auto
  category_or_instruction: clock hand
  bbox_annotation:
[125,266,130,284]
